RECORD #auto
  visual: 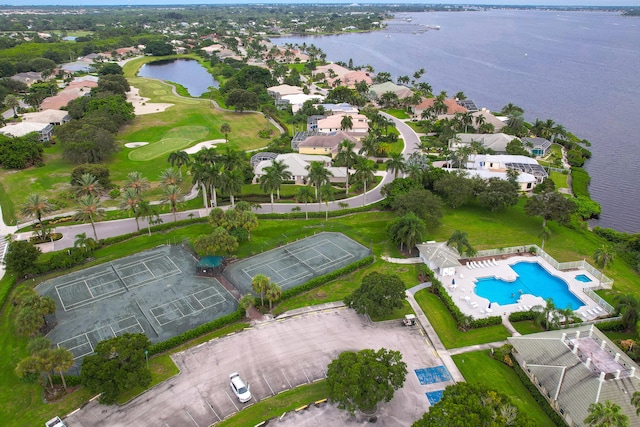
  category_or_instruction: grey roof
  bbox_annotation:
[522,137,553,150]
[415,242,461,269]
[454,133,519,153]
[509,325,640,427]
[456,99,478,111]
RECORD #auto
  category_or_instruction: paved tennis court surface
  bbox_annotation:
[223,232,371,294]
[37,245,237,367]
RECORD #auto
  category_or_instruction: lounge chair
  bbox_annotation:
[470,302,478,308]
[491,259,498,266]
[485,308,493,313]
[517,306,523,311]
[588,309,596,316]
[467,263,472,270]
[483,260,490,267]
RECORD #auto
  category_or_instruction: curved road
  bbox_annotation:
[22,114,421,253]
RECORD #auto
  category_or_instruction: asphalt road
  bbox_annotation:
[64,307,451,427]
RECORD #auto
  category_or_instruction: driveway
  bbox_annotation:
[64,307,452,426]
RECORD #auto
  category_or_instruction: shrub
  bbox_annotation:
[512,359,567,426]
[509,310,536,322]
[109,188,121,199]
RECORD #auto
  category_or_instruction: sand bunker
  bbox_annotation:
[184,139,226,154]
[126,86,173,115]
[124,142,149,148]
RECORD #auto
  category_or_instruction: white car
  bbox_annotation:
[45,417,66,427]
[229,372,252,403]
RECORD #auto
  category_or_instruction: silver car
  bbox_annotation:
[229,372,252,403]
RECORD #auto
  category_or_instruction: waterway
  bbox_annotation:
[274,10,640,233]
[137,58,218,97]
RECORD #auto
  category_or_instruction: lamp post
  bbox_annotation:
[144,350,149,370]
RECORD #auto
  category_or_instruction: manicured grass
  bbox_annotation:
[413,289,510,349]
[549,171,569,189]
[128,137,193,161]
[511,320,545,335]
[452,350,556,427]
[215,381,328,427]
[384,109,411,119]
[116,353,180,404]
[370,299,414,322]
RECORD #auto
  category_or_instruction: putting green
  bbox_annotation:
[128,126,209,161]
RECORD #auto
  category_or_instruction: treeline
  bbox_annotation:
[594,227,640,274]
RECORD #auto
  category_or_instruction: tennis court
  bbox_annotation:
[223,232,370,295]
[36,245,237,365]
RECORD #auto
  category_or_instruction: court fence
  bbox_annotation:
[472,245,613,289]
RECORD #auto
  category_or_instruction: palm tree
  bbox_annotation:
[167,150,190,178]
[593,244,615,270]
[539,226,551,250]
[353,157,376,206]
[159,168,182,189]
[446,230,474,256]
[220,122,232,143]
[119,187,141,231]
[219,167,244,208]
[21,194,54,240]
[50,347,74,392]
[239,294,255,318]
[334,139,358,194]
[614,294,640,331]
[162,185,183,222]
[265,282,282,311]
[125,171,150,195]
[137,200,159,236]
[74,173,102,197]
[74,194,104,241]
[385,152,406,179]
[631,391,640,416]
[73,232,96,253]
[584,401,629,427]
[558,306,580,327]
[340,114,353,131]
[388,212,427,252]
[500,103,524,116]
[532,298,561,330]
[260,160,291,213]
[252,274,270,307]
[319,183,334,220]
[191,163,210,211]
[305,161,333,203]
[296,186,314,220]
[4,94,19,118]
[359,133,379,157]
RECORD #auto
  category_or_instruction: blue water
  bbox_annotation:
[575,274,592,283]
[415,366,451,385]
[274,10,640,232]
[137,58,218,96]
[474,262,584,309]
[426,390,444,405]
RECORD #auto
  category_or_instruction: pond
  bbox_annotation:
[137,58,218,97]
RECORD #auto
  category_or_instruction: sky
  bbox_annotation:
[7,1,640,8]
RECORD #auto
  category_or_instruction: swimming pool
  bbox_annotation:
[575,274,592,283]
[474,261,585,309]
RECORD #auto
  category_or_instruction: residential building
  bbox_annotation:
[316,113,369,134]
[522,137,553,158]
[509,325,640,427]
[0,122,54,141]
[415,241,462,276]
[411,97,467,117]
[369,82,413,101]
[296,131,358,158]
[253,153,347,185]
[449,133,520,154]
[21,109,70,126]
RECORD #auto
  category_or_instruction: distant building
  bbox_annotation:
[296,131,359,158]
[369,82,413,101]
[21,109,70,126]
[253,153,347,185]
[412,97,467,117]
[0,122,54,141]
[522,137,553,158]
[449,133,520,154]
[316,113,369,134]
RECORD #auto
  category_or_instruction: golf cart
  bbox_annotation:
[403,314,416,326]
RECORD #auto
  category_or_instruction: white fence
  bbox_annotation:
[473,244,613,289]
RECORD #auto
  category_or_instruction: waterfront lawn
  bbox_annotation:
[549,170,569,189]
[413,289,510,349]
[511,320,545,335]
[452,350,556,427]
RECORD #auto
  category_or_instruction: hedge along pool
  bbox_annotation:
[474,261,585,309]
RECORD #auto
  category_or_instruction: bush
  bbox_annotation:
[595,319,624,332]
[512,359,567,426]
[109,188,121,199]
[509,310,536,322]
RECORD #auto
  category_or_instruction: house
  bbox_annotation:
[279,93,323,113]
[368,82,413,101]
[415,241,461,276]
[312,63,350,79]
[471,109,506,132]
[522,137,553,158]
[21,109,70,126]
[296,131,358,158]
[449,133,520,154]
[450,168,539,192]
[253,153,347,185]
[411,97,467,117]
[10,71,42,87]
[328,70,372,88]
[509,325,640,427]
[316,103,359,115]
[316,113,369,134]
[0,122,54,141]
[40,77,98,110]
[469,154,548,184]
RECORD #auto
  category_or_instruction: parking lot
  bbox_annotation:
[65,307,452,426]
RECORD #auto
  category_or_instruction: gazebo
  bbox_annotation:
[415,241,461,277]
[196,256,224,276]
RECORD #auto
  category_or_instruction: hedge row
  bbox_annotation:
[511,358,567,426]
[280,256,375,301]
[0,274,16,312]
[594,319,624,331]
[256,202,384,220]
[509,310,536,322]
[149,307,244,356]
[427,270,502,329]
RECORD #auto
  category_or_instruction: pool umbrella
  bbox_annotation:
[488,302,492,309]
[451,278,455,285]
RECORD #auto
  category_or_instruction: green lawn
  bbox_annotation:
[452,350,556,427]
[549,171,569,189]
[414,289,510,349]
[511,320,545,335]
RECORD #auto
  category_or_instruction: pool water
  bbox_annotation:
[474,262,585,309]
[575,274,592,283]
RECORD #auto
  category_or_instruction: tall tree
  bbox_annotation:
[385,152,406,179]
[252,274,270,307]
[319,183,334,220]
[219,167,244,208]
[4,240,41,277]
[614,294,640,331]
[50,347,74,392]
[74,232,96,253]
[158,168,182,189]
[265,282,282,311]
[21,193,54,240]
[220,122,232,143]
[446,230,474,255]
[593,244,615,270]
[584,401,629,427]
[340,114,353,131]
[305,161,333,203]
[162,185,183,222]
[74,173,102,197]
[119,187,141,231]
[125,171,150,196]
[524,191,576,228]
[136,200,159,236]
[386,212,427,252]
[334,139,358,194]
[295,186,314,220]
[353,157,376,206]
[260,160,291,213]
[327,348,407,415]
[4,94,19,117]
[74,194,105,241]
[192,227,238,256]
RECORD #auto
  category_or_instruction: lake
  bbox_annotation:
[137,58,218,97]
[274,10,640,233]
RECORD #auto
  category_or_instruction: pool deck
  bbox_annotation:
[438,255,608,321]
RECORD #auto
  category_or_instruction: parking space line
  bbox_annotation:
[300,364,311,384]
[185,409,199,427]
[262,374,275,396]
[281,368,292,389]
[225,391,239,412]
[206,400,221,421]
